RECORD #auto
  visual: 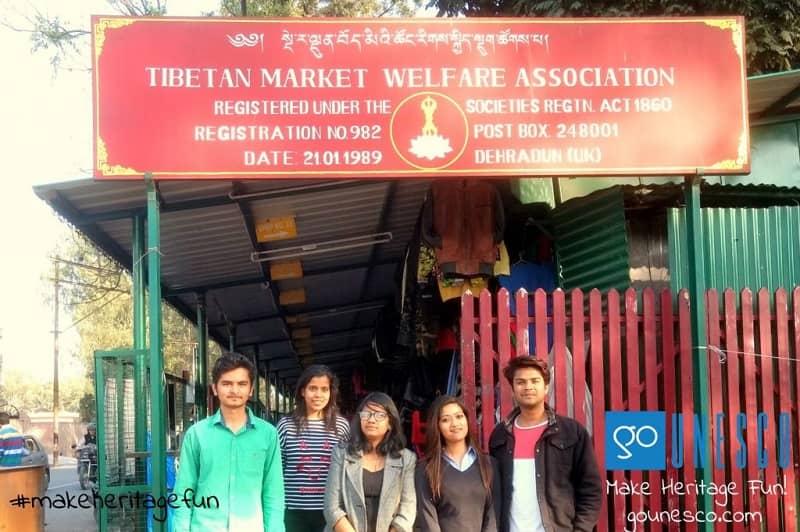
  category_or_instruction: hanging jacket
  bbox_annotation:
[421,180,505,277]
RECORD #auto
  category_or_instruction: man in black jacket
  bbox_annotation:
[489,356,602,532]
[82,423,97,446]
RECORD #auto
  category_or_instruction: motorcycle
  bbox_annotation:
[72,443,98,490]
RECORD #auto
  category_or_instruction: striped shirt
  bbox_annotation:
[0,424,28,467]
[277,415,350,509]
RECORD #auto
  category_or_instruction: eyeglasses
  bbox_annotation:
[359,411,388,422]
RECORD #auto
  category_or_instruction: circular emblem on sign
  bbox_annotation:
[389,92,468,171]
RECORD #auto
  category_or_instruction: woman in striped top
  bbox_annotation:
[278,365,350,532]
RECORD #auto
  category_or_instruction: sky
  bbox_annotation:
[0,0,218,383]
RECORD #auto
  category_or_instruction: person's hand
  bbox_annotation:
[333,516,357,532]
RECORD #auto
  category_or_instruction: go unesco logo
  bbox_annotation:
[604,411,792,471]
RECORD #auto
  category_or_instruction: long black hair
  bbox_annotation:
[347,392,406,458]
[423,395,492,501]
[290,365,341,433]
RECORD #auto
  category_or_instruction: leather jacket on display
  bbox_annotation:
[421,180,505,278]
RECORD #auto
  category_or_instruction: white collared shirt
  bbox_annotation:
[443,446,478,472]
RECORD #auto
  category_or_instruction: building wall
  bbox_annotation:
[20,411,84,458]
[516,119,800,295]
[722,119,800,188]
[552,186,630,292]
[668,206,800,294]
[512,118,800,206]
[627,211,670,292]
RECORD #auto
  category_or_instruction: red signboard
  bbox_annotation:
[92,16,749,179]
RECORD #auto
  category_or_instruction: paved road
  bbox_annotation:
[44,458,97,532]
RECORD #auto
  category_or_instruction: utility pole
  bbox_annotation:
[52,259,60,466]
[47,254,125,467]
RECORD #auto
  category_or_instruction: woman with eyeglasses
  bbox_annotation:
[414,395,500,532]
[278,365,350,532]
[323,391,416,532]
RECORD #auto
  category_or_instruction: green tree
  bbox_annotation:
[78,393,96,422]
[5,0,422,73]
[59,377,93,413]
[2,1,167,71]
[51,229,219,380]
[0,370,51,412]
[430,0,799,74]
[0,369,89,414]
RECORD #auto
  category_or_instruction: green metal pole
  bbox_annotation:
[94,354,108,530]
[275,374,281,415]
[132,216,147,465]
[229,324,236,352]
[146,176,166,532]
[268,372,275,422]
[279,379,284,415]
[264,359,272,420]
[116,360,125,484]
[253,345,260,417]
[276,374,281,419]
[283,379,288,414]
[195,293,208,420]
[685,174,712,528]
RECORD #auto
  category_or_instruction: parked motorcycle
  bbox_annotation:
[72,443,98,490]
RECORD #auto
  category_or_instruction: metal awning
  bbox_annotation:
[34,178,431,384]
[33,70,800,384]
[748,68,800,120]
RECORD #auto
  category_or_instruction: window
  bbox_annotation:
[24,437,37,453]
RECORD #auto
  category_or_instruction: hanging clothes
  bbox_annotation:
[421,180,505,278]
[494,241,511,277]
[499,260,557,354]
[437,276,488,302]
[498,261,557,314]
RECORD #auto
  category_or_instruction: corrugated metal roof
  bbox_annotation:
[748,69,800,119]
[159,204,262,287]
[36,67,800,380]
[33,178,431,383]
[552,186,631,292]
[618,182,800,210]
[668,206,800,295]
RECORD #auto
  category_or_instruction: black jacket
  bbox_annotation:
[488,405,602,532]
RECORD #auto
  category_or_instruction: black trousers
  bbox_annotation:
[285,509,326,532]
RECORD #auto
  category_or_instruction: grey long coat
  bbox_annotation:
[323,445,417,532]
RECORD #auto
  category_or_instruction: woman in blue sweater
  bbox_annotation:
[414,395,499,532]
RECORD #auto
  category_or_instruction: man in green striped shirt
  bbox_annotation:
[172,352,285,531]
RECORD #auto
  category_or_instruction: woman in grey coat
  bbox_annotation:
[323,392,417,532]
